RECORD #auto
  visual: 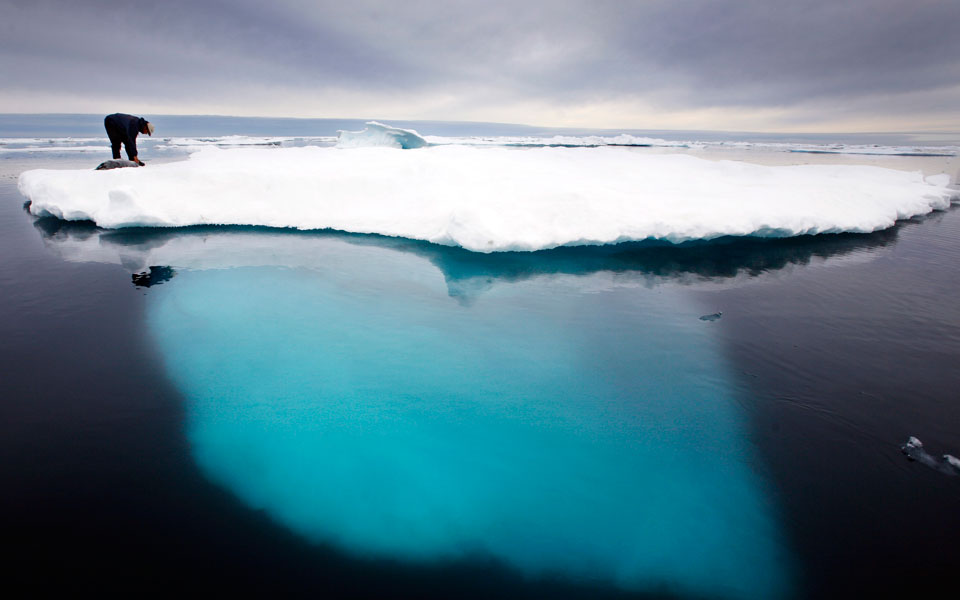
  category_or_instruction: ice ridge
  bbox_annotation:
[336,121,428,149]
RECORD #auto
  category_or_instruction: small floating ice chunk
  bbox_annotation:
[901,437,960,475]
[699,312,723,321]
[901,436,931,464]
[336,121,428,149]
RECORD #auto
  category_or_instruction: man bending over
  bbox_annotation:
[104,113,154,166]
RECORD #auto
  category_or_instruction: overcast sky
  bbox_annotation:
[2,0,958,132]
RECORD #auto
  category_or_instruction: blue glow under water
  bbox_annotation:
[146,243,791,598]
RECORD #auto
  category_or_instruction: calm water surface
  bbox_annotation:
[2,140,959,598]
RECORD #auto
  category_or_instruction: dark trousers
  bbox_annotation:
[104,117,126,159]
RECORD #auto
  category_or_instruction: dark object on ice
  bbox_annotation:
[699,312,723,321]
[95,159,140,170]
[104,113,153,165]
[901,436,960,475]
[132,266,176,288]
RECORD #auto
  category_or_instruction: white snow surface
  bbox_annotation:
[19,144,956,253]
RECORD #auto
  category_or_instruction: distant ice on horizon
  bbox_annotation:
[19,144,956,253]
[3,131,957,157]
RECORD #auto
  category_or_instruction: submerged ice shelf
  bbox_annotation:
[145,243,793,599]
[19,144,956,253]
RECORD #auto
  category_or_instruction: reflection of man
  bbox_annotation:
[104,113,153,166]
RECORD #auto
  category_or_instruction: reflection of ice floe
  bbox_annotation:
[31,213,913,301]
[336,121,428,149]
[131,265,176,288]
[19,145,956,252]
[901,437,960,476]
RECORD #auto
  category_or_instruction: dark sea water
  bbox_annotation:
[2,116,959,598]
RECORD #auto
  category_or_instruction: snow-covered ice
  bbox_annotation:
[19,144,956,253]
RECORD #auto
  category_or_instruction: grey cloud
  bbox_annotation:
[2,0,958,126]
[608,0,960,106]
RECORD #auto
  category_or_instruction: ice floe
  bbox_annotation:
[19,144,956,252]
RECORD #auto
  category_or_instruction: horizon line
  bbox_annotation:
[2,112,959,138]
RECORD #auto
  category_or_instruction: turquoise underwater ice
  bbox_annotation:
[146,241,791,599]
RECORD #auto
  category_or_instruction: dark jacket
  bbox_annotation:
[104,113,148,160]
